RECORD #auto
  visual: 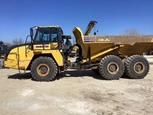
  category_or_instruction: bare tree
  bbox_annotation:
[2,38,25,48]
[122,28,140,36]
[12,38,24,45]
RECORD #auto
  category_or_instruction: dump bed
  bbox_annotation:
[73,27,153,60]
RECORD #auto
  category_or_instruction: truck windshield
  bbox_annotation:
[34,28,58,43]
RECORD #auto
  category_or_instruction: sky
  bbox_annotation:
[0,0,153,43]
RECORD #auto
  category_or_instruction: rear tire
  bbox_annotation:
[31,57,58,81]
[125,55,149,79]
[98,55,124,80]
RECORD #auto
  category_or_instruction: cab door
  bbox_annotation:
[32,27,60,50]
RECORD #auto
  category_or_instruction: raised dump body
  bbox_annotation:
[73,27,153,62]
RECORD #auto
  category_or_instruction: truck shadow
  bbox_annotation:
[7,70,129,81]
[7,70,104,81]
[8,73,32,80]
[58,70,130,80]
[57,70,105,80]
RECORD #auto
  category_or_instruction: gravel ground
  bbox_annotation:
[0,57,153,115]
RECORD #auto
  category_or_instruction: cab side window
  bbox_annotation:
[34,28,58,43]
[51,34,58,42]
[43,32,50,41]
[50,28,58,42]
[35,28,50,42]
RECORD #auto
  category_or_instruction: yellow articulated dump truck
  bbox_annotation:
[4,23,153,81]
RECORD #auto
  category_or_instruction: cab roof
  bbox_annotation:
[35,26,59,29]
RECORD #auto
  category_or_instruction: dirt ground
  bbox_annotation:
[0,57,153,115]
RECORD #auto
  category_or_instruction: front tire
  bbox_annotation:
[31,57,58,81]
[98,55,124,80]
[124,55,149,79]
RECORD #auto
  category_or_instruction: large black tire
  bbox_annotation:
[124,55,149,79]
[31,57,58,81]
[98,55,124,80]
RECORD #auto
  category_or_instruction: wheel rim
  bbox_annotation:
[36,64,50,77]
[107,62,119,74]
[134,62,145,74]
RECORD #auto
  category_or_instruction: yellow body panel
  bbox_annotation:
[4,44,63,70]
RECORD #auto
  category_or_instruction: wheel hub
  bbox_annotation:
[134,62,145,74]
[37,64,50,77]
[40,66,48,74]
[107,62,119,74]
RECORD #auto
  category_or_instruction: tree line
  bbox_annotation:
[4,38,25,47]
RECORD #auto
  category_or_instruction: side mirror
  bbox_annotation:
[30,28,34,38]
